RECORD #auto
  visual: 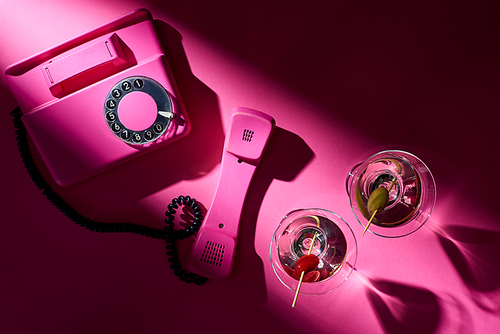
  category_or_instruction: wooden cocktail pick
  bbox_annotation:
[292,216,320,307]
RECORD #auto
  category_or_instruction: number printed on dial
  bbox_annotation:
[103,76,175,145]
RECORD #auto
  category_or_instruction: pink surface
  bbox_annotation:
[119,92,158,130]
[1,1,499,334]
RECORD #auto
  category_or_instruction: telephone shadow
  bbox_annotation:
[365,278,441,334]
[221,127,314,304]
[434,224,500,312]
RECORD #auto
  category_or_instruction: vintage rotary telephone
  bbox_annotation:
[7,9,274,284]
[6,9,190,187]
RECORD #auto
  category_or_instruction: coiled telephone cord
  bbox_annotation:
[10,106,207,285]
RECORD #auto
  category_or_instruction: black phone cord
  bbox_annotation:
[10,106,208,285]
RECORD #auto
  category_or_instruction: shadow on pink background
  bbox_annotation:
[1,1,499,333]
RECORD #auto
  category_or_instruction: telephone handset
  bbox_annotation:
[5,9,190,186]
[188,107,275,279]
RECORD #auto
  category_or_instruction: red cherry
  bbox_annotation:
[280,262,294,277]
[294,254,319,276]
[318,268,329,281]
[302,270,321,282]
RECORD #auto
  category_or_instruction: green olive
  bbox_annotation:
[367,187,389,214]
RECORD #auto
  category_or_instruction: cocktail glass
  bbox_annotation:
[346,150,436,238]
[270,208,358,295]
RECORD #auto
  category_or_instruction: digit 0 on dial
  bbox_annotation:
[103,76,174,145]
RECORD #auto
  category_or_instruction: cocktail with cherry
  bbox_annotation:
[270,209,358,305]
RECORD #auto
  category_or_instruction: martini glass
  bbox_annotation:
[270,209,358,295]
[346,150,436,238]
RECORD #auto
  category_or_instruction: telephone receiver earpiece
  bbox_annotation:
[187,107,275,279]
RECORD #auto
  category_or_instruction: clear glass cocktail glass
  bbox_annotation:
[346,150,436,238]
[270,208,358,295]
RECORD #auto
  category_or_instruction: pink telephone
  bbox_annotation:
[5,9,190,186]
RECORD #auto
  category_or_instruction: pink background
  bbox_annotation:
[1,1,499,333]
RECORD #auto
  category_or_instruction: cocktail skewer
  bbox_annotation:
[362,209,378,236]
[292,216,320,307]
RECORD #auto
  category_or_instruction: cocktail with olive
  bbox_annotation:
[346,150,436,238]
